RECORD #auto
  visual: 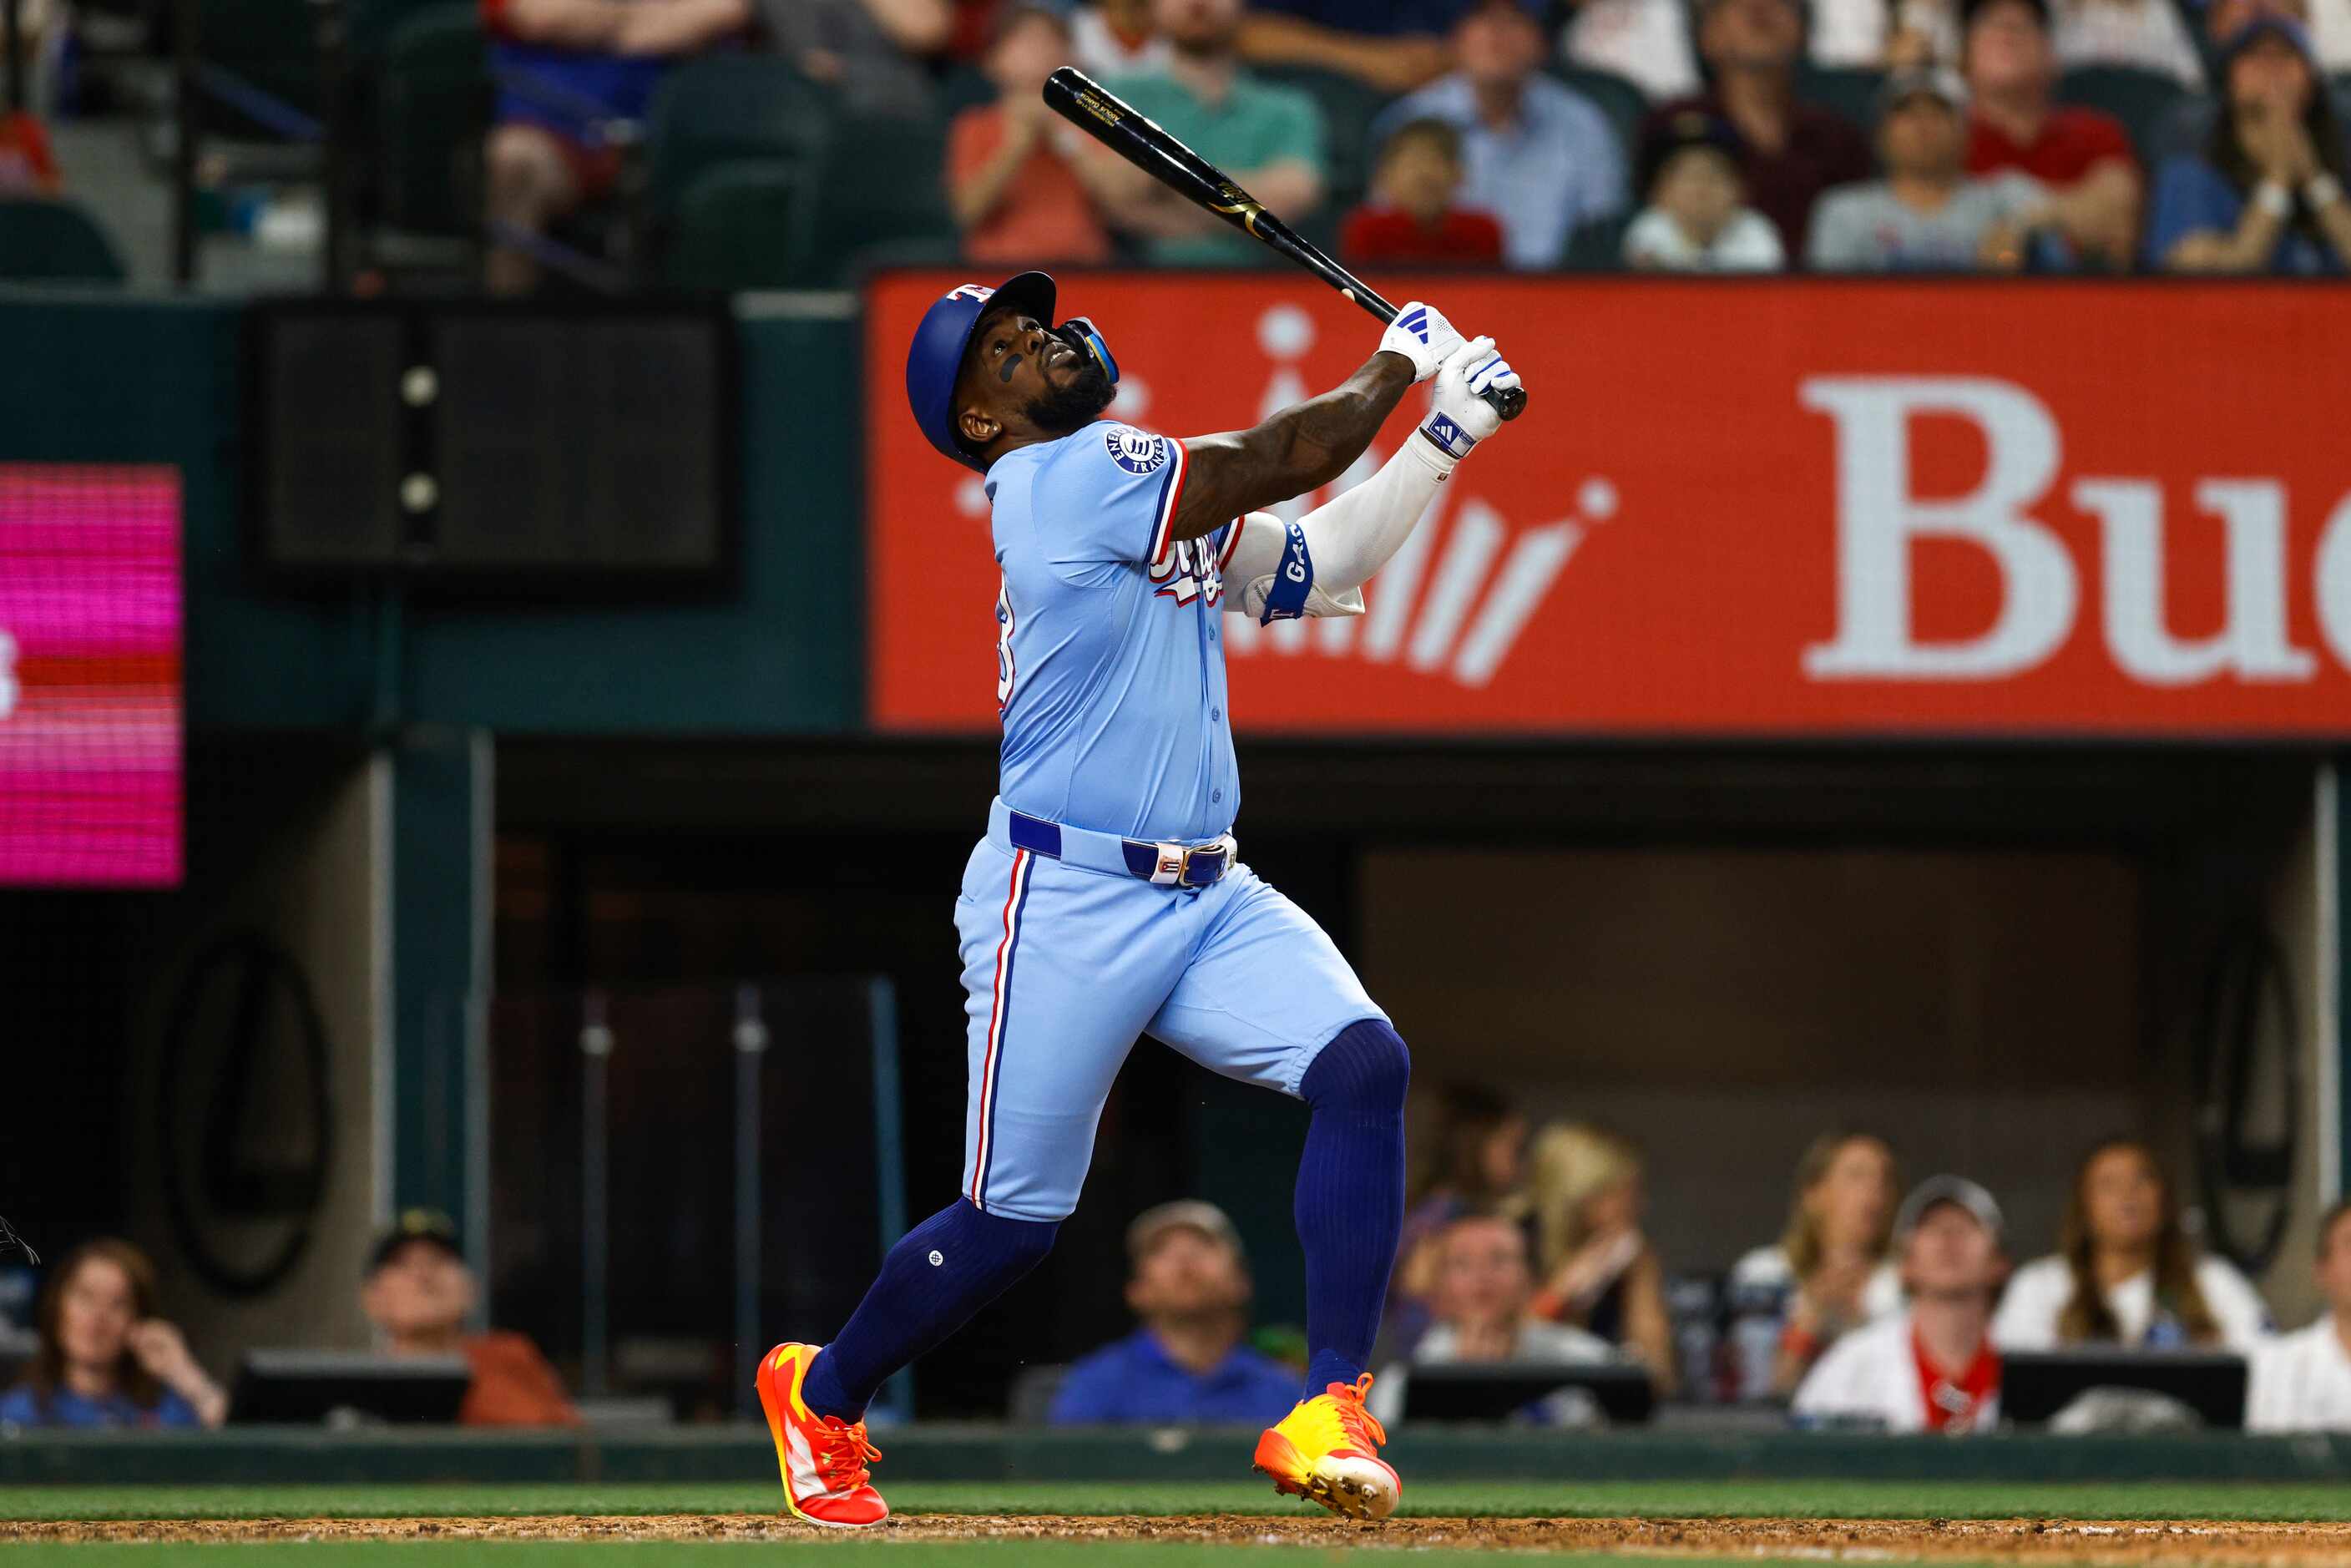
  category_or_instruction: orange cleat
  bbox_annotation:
[1253,1372,1400,1520]
[754,1343,889,1529]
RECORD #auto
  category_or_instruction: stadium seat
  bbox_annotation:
[1552,64,1650,166]
[345,0,457,62]
[1253,63,1388,221]
[2055,65,2190,169]
[373,5,489,238]
[642,55,837,219]
[796,112,958,286]
[0,198,129,285]
[1795,64,1884,132]
[658,159,812,291]
[936,63,997,119]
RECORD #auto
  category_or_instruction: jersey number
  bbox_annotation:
[995,574,1017,716]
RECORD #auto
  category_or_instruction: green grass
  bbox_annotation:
[4,1479,2351,1523]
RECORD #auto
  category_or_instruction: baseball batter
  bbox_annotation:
[756,272,1521,1528]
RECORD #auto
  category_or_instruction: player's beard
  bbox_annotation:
[1022,358,1117,436]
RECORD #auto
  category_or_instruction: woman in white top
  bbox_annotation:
[1991,1137,2272,1353]
[1730,1130,1904,1396]
[2248,1199,2351,1431]
[1370,1211,1617,1427]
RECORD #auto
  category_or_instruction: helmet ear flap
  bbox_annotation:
[1055,317,1120,387]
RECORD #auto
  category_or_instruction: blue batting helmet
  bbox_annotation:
[905,271,1059,472]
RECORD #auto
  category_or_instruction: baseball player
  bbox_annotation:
[756,272,1521,1528]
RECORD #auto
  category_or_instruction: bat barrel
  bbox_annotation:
[1044,65,1522,422]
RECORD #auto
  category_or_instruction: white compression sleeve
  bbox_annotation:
[1222,436,1455,618]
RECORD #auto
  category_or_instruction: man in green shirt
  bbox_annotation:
[1105,0,1327,266]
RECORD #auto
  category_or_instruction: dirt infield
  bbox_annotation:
[14,1515,2351,1561]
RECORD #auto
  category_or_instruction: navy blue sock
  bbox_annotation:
[801,1198,1059,1422]
[1294,1018,1410,1393]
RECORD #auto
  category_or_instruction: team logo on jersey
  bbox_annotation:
[1105,426,1169,476]
[1150,534,1224,608]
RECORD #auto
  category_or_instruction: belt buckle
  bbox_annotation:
[1150,838,1228,888]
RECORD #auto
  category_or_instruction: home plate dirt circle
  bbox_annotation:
[13,1515,2351,1560]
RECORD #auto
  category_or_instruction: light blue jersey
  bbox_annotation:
[953,421,1385,1223]
[988,422,1242,845]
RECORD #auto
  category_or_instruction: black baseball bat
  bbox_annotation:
[1043,66,1525,423]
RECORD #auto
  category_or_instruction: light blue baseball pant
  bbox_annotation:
[953,812,1388,1222]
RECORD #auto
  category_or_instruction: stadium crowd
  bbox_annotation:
[478,0,2351,284]
[9,1119,2351,1435]
[6,0,2351,286]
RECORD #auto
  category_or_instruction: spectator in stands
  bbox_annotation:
[947,0,1013,61]
[2162,0,2351,157]
[1814,0,1958,69]
[1523,1125,1680,1393]
[1562,0,1703,100]
[1237,0,1464,94]
[1106,0,1327,265]
[0,110,58,197]
[0,0,62,192]
[2054,0,2205,86]
[0,1239,227,1429]
[1792,1177,2007,1433]
[1048,1201,1300,1425]
[1731,1130,1902,1396]
[361,1209,580,1426]
[763,0,953,118]
[950,5,1122,264]
[480,0,753,296]
[1992,1138,2272,1352]
[2146,17,2351,272]
[1888,0,1964,68]
[1646,0,1874,260]
[1389,1082,1526,1341]
[1372,0,1627,268]
[2248,1199,2351,1431]
[1807,68,2061,269]
[1623,106,1787,266]
[1368,1211,1617,1426]
[1963,0,2141,267]
[1074,0,1172,74]
[1341,118,1507,264]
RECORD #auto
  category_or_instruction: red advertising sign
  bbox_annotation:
[867,273,2351,737]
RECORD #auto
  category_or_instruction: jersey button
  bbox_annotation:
[1211,707,1221,721]
[1212,791,1223,804]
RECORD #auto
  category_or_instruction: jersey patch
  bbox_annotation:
[1105,426,1170,476]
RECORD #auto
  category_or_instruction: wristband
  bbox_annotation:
[2308,173,2343,210]
[1418,407,1479,463]
[2256,180,2293,219]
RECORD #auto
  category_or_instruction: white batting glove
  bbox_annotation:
[1415,336,1519,463]
[1377,301,1464,383]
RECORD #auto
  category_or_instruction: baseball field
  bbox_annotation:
[11,1480,2351,1565]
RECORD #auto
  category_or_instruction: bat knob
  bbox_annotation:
[1483,385,1527,422]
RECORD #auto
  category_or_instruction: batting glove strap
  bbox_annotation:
[1377,301,1464,383]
